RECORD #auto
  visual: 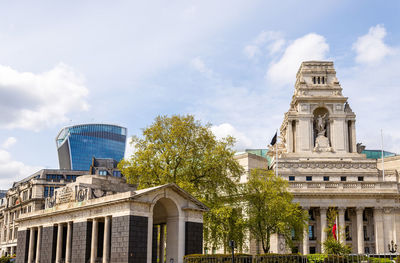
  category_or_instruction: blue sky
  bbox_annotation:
[1,1,400,187]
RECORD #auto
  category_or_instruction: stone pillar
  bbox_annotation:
[302,208,309,255]
[159,224,165,262]
[27,228,35,263]
[103,216,111,263]
[66,222,72,263]
[91,219,99,263]
[351,121,357,153]
[374,208,384,253]
[287,120,293,153]
[35,227,42,263]
[55,224,63,263]
[320,207,327,252]
[338,207,346,244]
[356,207,364,254]
[383,208,394,253]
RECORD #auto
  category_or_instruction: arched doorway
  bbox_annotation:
[152,197,180,263]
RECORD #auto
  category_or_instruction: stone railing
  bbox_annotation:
[288,181,398,191]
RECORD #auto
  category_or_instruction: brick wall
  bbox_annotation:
[185,222,203,255]
[16,230,29,263]
[110,215,148,263]
[41,226,57,263]
[71,221,92,263]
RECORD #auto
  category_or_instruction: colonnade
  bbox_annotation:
[301,207,397,255]
[25,216,112,263]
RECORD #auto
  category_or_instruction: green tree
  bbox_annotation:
[243,169,308,253]
[118,114,245,251]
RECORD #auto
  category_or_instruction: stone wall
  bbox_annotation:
[185,222,203,255]
[110,215,148,263]
[71,221,92,263]
[41,226,57,263]
[16,230,29,263]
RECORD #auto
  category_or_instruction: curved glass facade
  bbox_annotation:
[56,124,127,170]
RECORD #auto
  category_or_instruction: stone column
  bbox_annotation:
[302,207,309,255]
[91,219,99,263]
[55,223,64,263]
[287,120,293,153]
[35,227,42,263]
[159,224,165,263]
[356,207,364,254]
[66,222,72,263]
[383,208,394,253]
[373,208,384,253]
[27,227,35,263]
[338,207,346,244]
[320,208,327,253]
[103,216,111,263]
[351,121,357,153]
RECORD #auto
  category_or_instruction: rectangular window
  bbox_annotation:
[44,186,49,197]
[49,187,54,197]
[99,170,107,176]
[363,225,368,241]
[358,176,364,181]
[310,247,316,254]
[323,176,329,181]
[341,176,346,181]
[306,176,312,181]
[113,171,121,177]
[308,225,315,240]
[289,176,295,181]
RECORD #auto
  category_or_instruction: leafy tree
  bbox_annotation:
[118,114,245,251]
[243,168,308,253]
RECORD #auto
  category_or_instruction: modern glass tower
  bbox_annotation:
[56,124,127,170]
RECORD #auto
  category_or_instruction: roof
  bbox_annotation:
[362,150,396,159]
[132,183,209,211]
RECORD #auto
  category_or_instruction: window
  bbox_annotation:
[99,170,107,176]
[66,175,77,182]
[341,176,346,182]
[323,176,329,181]
[346,226,352,241]
[46,174,63,182]
[306,176,312,181]
[309,225,315,240]
[309,210,315,221]
[289,176,295,181]
[358,176,364,182]
[364,225,368,241]
[44,187,49,197]
[310,247,316,254]
[365,247,370,254]
[113,171,122,177]
[312,77,316,84]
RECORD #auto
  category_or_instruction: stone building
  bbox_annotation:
[15,174,206,263]
[264,61,400,254]
[0,158,120,257]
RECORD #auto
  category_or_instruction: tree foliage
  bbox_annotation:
[118,114,245,251]
[323,207,351,255]
[243,169,308,253]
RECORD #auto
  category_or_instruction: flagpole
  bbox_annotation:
[276,129,278,176]
[381,129,385,181]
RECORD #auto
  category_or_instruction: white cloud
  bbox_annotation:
[0,149,42,189]
[211,123,253,150]
[0,63,89,131]
[353,24,395,64]
[244,31,285,59]
[2,137,17,149]
[266,33,329,86]
[190,57,214,78]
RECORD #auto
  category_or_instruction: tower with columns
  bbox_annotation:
[268,61,400,254]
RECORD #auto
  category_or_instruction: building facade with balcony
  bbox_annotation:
[264,61,400,254]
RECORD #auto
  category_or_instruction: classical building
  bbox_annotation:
[56,124,127,170]
[15,174,207,263]
[264,61,400,254]
[0,158,121,257]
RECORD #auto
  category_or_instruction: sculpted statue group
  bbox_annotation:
[314,113,333,152]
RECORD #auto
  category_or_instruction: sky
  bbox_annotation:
[0,1,400,188]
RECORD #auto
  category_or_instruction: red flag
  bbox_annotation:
[332,223,337,240]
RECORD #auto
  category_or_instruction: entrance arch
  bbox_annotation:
[151,197,181,263]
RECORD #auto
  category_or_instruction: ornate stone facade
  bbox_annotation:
[15,175,207,263]
[267,61,399,254]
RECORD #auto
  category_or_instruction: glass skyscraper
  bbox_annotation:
[56,124,127,170]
